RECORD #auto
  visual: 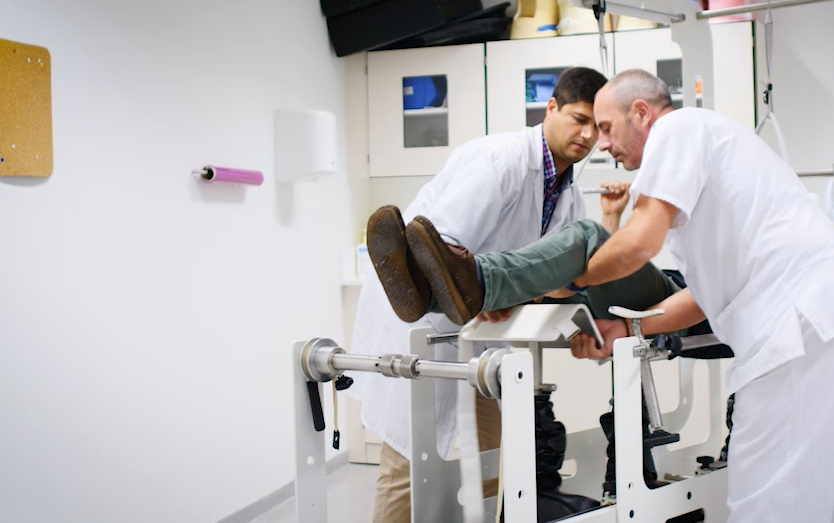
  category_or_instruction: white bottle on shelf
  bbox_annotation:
[356,229,372,280]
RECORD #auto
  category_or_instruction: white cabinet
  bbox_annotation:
[368,44,487,177]
[366,24,755,180]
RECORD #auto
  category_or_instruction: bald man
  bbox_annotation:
[382,70,834,522]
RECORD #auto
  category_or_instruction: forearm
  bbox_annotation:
[601,212,622,234]
[574,196,672,288]
[640,289,706,335]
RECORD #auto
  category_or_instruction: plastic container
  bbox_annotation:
[356,229,373,279]
[403,76,447,110]
[510,0,558,39]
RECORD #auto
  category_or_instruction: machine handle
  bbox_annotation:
[306,381,326,432]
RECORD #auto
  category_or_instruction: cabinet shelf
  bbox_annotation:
[670,93,703,101]
[404,107,449,117]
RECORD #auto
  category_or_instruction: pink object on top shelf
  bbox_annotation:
[707,0,754,22]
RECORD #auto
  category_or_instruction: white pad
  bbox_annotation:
[608,305,666,320]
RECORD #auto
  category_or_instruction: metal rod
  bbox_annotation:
[427,332,460,345]
[696,0,831,19]
[415,359,470,380]
[797,168,834,177]
[329,351,471,381]
[606,1,686,22]
[330,353,381,373]
[641,358,664,431]
[582,187,612,194]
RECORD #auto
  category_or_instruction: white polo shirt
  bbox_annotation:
[630,108,834,394]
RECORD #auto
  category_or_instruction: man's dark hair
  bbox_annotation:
[551,67,608,109]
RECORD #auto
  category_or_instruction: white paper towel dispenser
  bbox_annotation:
[273,108,337,182]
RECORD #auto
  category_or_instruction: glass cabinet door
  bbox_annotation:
[486,34,616,167]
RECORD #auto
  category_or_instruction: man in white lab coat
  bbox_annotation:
[402,69,834,522]
[350,67,624,523]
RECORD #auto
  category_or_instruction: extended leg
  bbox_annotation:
[478,219,680,317]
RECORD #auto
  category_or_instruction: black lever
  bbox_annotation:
[306,381,326,432]
[335,374,354,391]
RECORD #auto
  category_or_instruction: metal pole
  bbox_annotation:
[415,359,470,380]
[796,168,834,177]
[329,351,471,381]
[330,353,381,373]
[641,358,664,431]
[427,332,460,345]
[697,0,831,19]
[605,1,686,23]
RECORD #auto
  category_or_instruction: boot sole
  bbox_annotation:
[406,218,472,326]
[367,206,428,322]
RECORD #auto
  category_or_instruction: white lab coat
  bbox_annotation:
[349,125,586,459]
[630,108,834,396]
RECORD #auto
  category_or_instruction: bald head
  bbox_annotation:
[594,70,674,171]
[599,69,673,113]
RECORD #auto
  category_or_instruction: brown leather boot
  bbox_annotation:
[405,215,484,326]
[367,206,432,322]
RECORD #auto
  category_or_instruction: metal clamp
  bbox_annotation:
[467,348,509,400]
[608,306,667,431]
[299,338,345,382]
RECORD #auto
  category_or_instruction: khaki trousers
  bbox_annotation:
[372,392,502,523]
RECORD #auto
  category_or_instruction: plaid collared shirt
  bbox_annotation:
[541,135,574,236]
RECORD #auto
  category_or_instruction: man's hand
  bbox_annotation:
[599,181,631,216]
[476,308,514,323]
[569,318,628,360]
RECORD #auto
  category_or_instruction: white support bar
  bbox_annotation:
[500,352,538,522]
[409,327,501,523]
[588,0,833,23]
[293,340,328,523]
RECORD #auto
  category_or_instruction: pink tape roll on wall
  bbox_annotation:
[193,165,264,185]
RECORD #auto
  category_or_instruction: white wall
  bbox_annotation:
[754,3,834,173]
[0,2,354,523]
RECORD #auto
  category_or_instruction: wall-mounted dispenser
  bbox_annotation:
[273,108,337,182]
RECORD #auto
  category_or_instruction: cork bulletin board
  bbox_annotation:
[0,38,53,177]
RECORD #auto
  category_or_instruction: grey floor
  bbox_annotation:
[253,463,379,523]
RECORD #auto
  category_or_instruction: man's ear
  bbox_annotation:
[546,97,560,117]
[631,99,652,128]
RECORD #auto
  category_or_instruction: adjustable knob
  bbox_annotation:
[696,455,715,470]
[334,374,354,391]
